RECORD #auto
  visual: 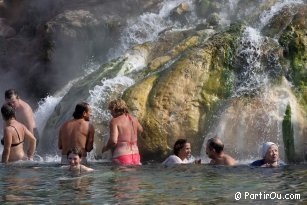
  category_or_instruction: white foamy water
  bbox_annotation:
[259,0,304,29]
[234,27,268,96]
[108,0,197,59]
[35,96,63,137]
[201,77,307,161]
[86,76,135,161]
[89,76,135,120]
[219,0,239,26]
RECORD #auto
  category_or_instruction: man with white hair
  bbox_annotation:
[251,142,286,167]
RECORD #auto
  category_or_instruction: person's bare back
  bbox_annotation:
[101,99,143,165]
[209,154,237,166]
[59,119,94,157]
[5,89,38,148]
[58,102,94,163]
[110,114,143,158]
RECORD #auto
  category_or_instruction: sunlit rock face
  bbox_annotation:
[4,0,306,163]
[123,24,245,160]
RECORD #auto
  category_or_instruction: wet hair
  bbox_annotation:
[108,99,129,115]
[67,147,82,159]
[207,137,224,154]
[173,139,188,156]
[72,102,90,119]
[1,104,16,121]
[5,89,19,100]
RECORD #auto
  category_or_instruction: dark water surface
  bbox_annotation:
[0,162,306,204]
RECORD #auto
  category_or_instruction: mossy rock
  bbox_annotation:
[124,24,245,161]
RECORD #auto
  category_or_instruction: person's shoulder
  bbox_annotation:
[222,154,236,165]
[162,155,182,165]
[20,99,33,110]
[278,160,287,166]
[250,159,264,166]
[81,165,94,172]
[60,165,69,169]
[60,120,72,127]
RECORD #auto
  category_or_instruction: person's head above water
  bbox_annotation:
[67,147,82,159]
[67,147,82,166]
[173,139,191,160]
[108,98,129,117]
[66,147,94,173]
[4,89,21,109]
[262,142,276,158]
[205,136,237,166]
[1,104,16,121]
[72,102,91,120]
[262,142,280,163]
[206,137,224,156]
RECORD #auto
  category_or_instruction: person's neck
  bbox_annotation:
[178,154,186,161]
[264,159,278,166]
[70,164,81,171]
[214,152,224,159]
[6,118,16,125]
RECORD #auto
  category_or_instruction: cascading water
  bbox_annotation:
[16,0,306,163]
[200,0,306,163]
[107,0,198,59]
[35,0,199,160]
[234,27,267,96]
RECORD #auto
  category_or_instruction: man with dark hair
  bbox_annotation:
[58,102,95,164]
[4,89,39,147]
[206,137,237,166]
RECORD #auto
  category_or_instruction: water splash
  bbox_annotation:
[234,27,268,96]
[201,78,307,161]
[108,0,197,59]
[35,96,63,137]
[219,0,239,26]
[259,0,304,29]
[87,76,135,159]
[89,76,135,120]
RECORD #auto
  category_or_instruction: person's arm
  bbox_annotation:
[24,126,36,160]
[58,126,63,150]
[101,119,118,153]
[1,128,12,163]
[81,164,94,172]
[225,155,237,166]
[85,124,95,152]
[136,119,143,133]
[22,105,36,134]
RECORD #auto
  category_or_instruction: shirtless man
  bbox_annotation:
[101,99,143,165]
[58,102,95,164]
[5,89,39,147]
[206,137,237,166]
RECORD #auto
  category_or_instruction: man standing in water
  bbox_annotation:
[4,89,39,147]
[206,137,237,166]
[58,102,95,164]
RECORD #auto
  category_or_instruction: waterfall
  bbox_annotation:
[259,0,304,29]
[234,27,267,97]
[8,0,304,163]
[107,0,198,59]
[200,0,306,163]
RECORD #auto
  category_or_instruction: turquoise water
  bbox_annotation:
[0,162,306,204]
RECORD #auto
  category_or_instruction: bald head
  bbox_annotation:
[207,137,224,154]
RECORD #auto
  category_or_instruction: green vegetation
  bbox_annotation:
[282,104,296,162]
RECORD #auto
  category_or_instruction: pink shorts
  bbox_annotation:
[112,154,141,165]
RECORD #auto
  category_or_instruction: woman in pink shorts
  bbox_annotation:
[101,99,143,165]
